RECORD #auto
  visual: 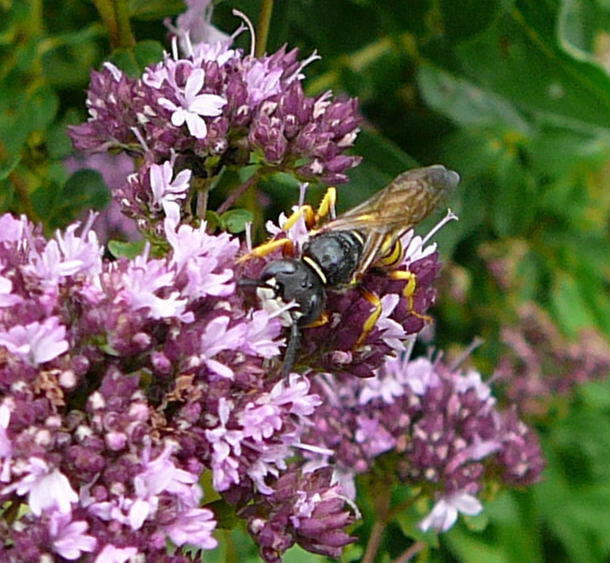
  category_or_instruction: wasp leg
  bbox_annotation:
[315,187,337,223]
[305,311,329,328]
[281,320,301,376]
[283,204,316,230]
[355,288,382,347]
[389,270,433,323]
[237,238,296,263]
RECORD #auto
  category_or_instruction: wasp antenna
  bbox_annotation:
[281,321,301,376]
[236,277,266,289]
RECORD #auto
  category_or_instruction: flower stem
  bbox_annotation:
[362,486,392,563]
[255,0,274,57]
[92,0,135,49]
[362,519,387,563]
[216,173,260,215]
[392,540,426,563]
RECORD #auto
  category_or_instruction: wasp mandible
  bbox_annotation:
[239,165,460,374]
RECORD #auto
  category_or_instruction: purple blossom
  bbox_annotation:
[159,67,227,139]
[48,510,97,560]
[174,0,229,51]
[302,355,544,532]
[149,160,192,211]
[94,545,139,562]
[419,491,483,532]
[117,252,190,320]
[2,458,78,515]
[0,317,69,366]
[495,302,610,415]
[242,466,356,562]
[70,34,361,188]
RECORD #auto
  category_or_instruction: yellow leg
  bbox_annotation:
[389,270,432,323]
[356,288,382,347]
[237,238,294,263]
[283,204,315,230]
[305,311,329,328]
[315,187,336,223]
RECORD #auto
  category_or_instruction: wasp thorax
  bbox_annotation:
[302,231,363,287]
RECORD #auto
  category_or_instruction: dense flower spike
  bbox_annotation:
[241,467,357,562]
[495,302,610,416]
[0,213,325,559]
[302,355,544,531]
[69,38,361,191]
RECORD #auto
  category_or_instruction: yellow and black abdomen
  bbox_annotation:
[375,235,405,270]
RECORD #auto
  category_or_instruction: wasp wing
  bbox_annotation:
[321,165,459,279]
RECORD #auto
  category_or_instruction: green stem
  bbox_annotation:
[92,0,135,49]
[362,486,392,563]
[255,0,274,57]
[216,173,260,215]
[392,540,426,563]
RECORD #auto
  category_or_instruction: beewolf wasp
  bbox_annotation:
[238,164,460,375]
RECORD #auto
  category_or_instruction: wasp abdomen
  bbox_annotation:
[302,231,363,287]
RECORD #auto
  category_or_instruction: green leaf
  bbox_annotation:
[220,208,254,233]
[108,48,140,78]
[453,2,610,132]
[108,239,146,259]
[205,210,221,232]
[204,498,238,529]
[134,40,164,69]
[0,155,20,181]
[32,169,111,228]
[550,271,599,336]
[129,0,186,20]
[558,0,610,66]
[417,65,529,131]
[440,0,502,43]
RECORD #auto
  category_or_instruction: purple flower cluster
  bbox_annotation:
[0,212,334,560]
[69,38,361,187]
[302,355,544,531]
[495,302,610,416]
[240,467,356,562]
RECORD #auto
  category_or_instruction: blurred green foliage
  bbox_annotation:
[1,0,609,561]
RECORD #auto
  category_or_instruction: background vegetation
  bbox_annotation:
[1,0,610,560]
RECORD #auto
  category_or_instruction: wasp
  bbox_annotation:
[238,165,460,375]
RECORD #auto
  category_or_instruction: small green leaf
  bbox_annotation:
[108,239,147,259]
[220,208,254,233]
[205,210,221,232]
[205,499,238,529]
[108,48,140,78]
[134,40,164,69]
